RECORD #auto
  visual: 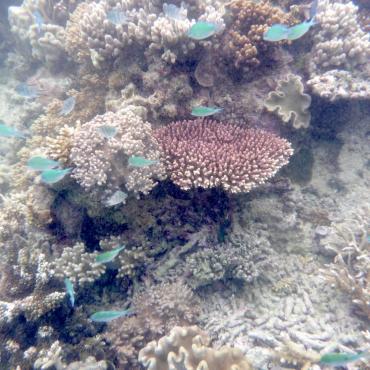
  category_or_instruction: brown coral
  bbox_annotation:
[221,0,296,71]
[154,119,293,193]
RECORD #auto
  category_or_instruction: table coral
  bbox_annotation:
[221,0,295,72]
[70,107,166,195]
[307,0,370,100]
[138,325,252,370]
[154,119,293,193]
[320,206,370,320]
[264,74,311,129]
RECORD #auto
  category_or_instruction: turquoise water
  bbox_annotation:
[0,0,369,369]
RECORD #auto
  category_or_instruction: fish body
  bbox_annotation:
[105,190,127,207]
[41,168,72,184]
[90,309,133,322]
[128,155,158,167]
[95,245,125,264]
[163,3,187,21]
[15,83,40,99]
[64,278,75,307]
[107,9,129,25]
[191,105,223,117]
[319,351,370,366]
[263,24,290,42]
[187,21,217,40]
[0,123,26,138]
[287,18,315,40]
[27,156,60,171]
[58,96,76,116]
[97,125,118,139]
[33,10,44,31]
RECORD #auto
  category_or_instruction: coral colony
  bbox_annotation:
[0,0,369,369]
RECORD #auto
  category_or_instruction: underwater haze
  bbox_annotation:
[0,0,370,369]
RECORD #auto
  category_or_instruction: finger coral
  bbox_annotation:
[138,325,252,370]
[221,0,296,72]
[154,119,293,193]
[70,107,166,195]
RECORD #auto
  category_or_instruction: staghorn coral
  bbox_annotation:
[320,206,370,320]
[70,107,166,195]
[138,325,252,370]
[50,242,106,287]
[264,74,311,129]
[154,119,293,193]
[221,0,296,72]
[307,0,370,100]
[106,280,200,369]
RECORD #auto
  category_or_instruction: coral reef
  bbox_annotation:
[70,107,166,194]
[138,325,252,370]
[221,0,296,72]
[264,74,311,129]
[307,0,370,100]
[106,280,200,369]
[154,119,293,193]
[319,206,370,320]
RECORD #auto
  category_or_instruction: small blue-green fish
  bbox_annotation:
[191,105,223,117]
[15,83,40,99]
[263,24,290,42]
[0,123,26,138]
[95,245,125,264]
[187,21,217,40]
[33,10,44,31]
[105,190,128,207]
[97,125,118,139]
[310,0,318,19]
[107,9,129,25]
[163,3,187,21]
[58,96,76,116]
[41,168,72,184]
[27,156,60,171]
[319,351,369,366]
[286,18,315,40]
[64,277,75,307]
[128,155,158,167]
[90,309,133,322]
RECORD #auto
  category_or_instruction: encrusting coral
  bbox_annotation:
[221,0,296,72]
[264,74,312,129]
[154,119,293,193]
[138,325,252,370]
[320,206,370,320]
[106,280,200,369]
[307,0,370,100]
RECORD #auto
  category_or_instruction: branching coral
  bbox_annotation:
[70,107,166,195]
[264,74,311,129]
[320,206,370,320]
[220,0,296,71]
[138,325,252,370]
[154,119,293,193]
[106,281,200,369]
[307,0,370,100]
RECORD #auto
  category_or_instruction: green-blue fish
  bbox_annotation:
[58,96,76,116]
[105,190,127,207]
[41,168,72,184]
[128,155,158,167]
[263,24,290,42]
[95,245,125,264]
[187,21,217,40]
[0,123,26,138]
[64,277,75,307]
[90,309,132,322]
[319,351,370,366]
[191,106,223,117]
[97,125,118,139]
[27,156,60,171]
[286,18,315,40]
